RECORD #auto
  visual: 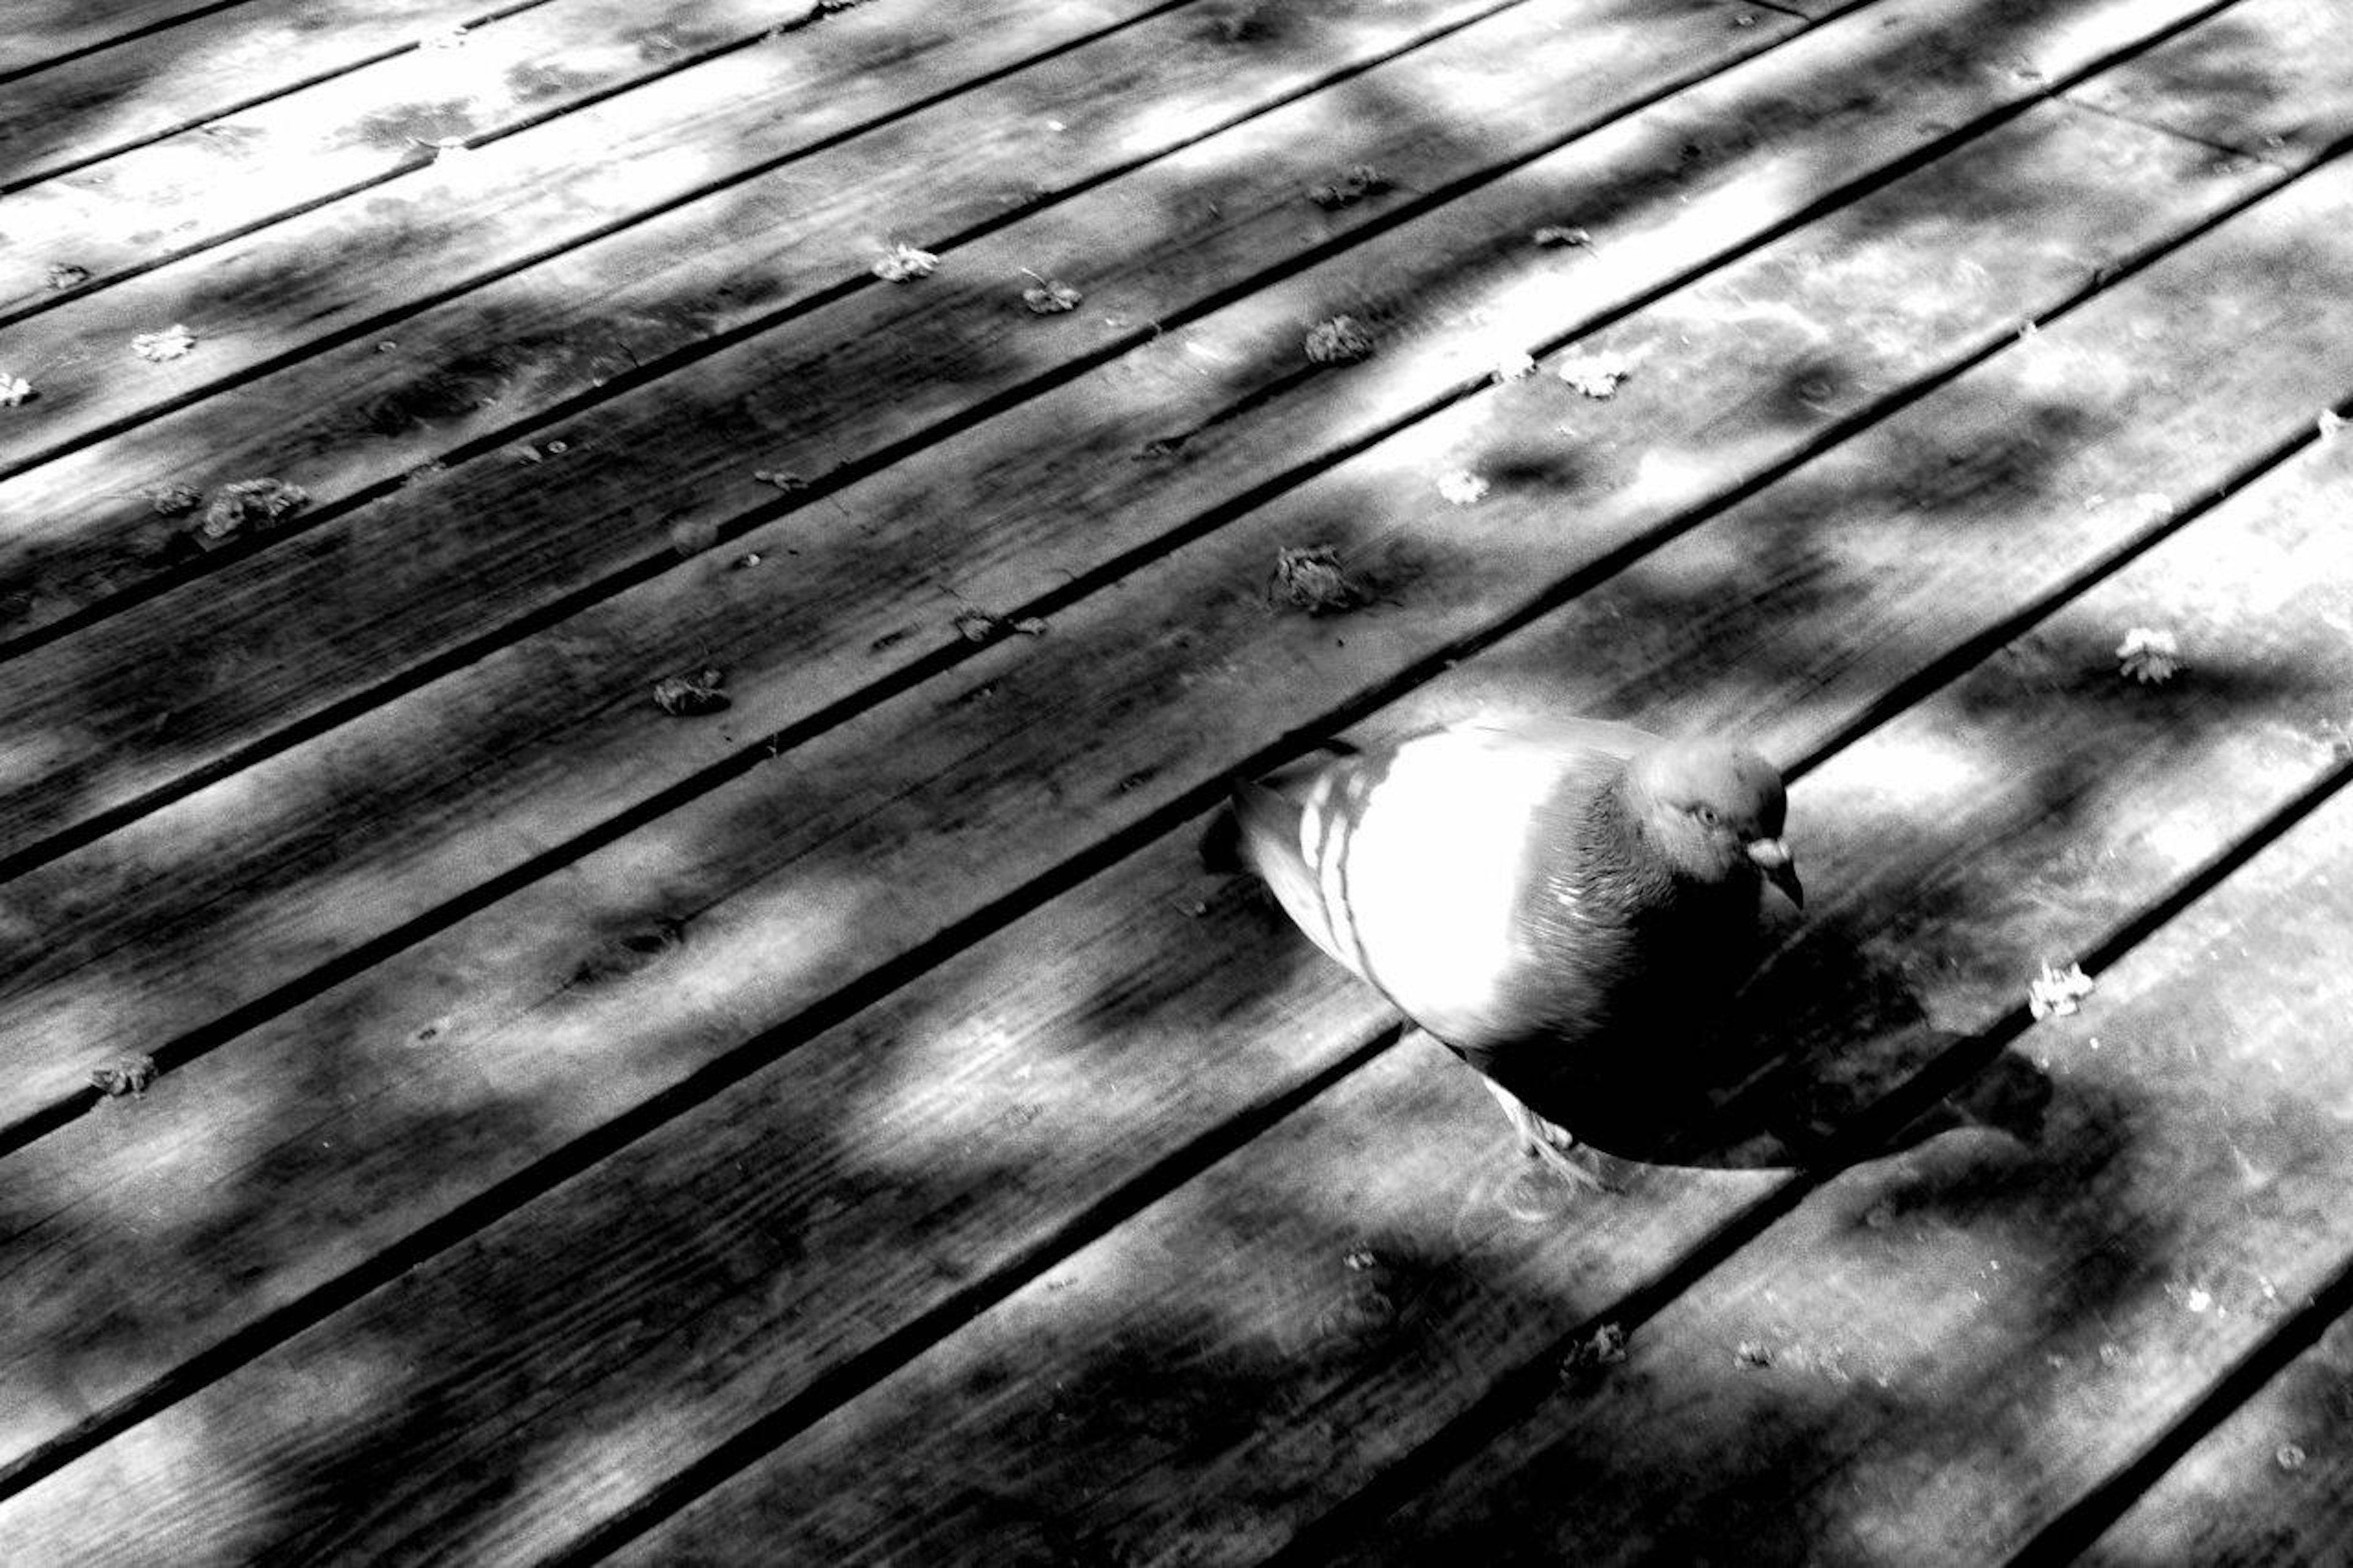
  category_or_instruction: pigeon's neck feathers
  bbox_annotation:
[1578,762,1681,909]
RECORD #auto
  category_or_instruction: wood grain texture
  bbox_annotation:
[2066,0,2352,162]
[0,0,1798,1096]
[2086,1286,2353,1564]
[0,0,1191,637]
[0,0,2252,646]
[0,0,806,301]
[0,2,2276,1130]
[0,0,1622,733]
[1303,429,2353,1566]
[2,2,252,77]
[0,0,1200,474]
[0,825,1498,1563]
[0,102,2343,1565]
[0,94,2263,1210]
[5,0,2350,1558]
[0,0,550,179]
[627,336,2353,1568]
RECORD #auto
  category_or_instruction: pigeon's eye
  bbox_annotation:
[1696,805,1719,827]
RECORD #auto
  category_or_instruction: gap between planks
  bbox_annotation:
[0,0,1797,1118]
[2061,1252,2353,1562]
[0,0,569,197]
[2017,1122,2353,1561]
[0,1,263,85]
[0,0,1116,316]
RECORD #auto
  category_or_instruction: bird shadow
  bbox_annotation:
[1501,903,2054,1178]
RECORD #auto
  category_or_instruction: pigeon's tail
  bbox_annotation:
[1197,798,1250,876]
[1214,754,1363,978]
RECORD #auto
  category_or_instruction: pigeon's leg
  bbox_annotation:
[1480,1076,1610,1193]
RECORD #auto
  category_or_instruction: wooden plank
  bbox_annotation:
[0,104,2341,1561]
[0,0,808,301]
[619,361,2353,1563]
[0,0,1923,1465]
[0,1,549,178]
[0,39,2267,1154]
[2066,0,2353,162]
[2083,1287,2353,1564]
[3,3,258,77]
[1305,469,2353,1564]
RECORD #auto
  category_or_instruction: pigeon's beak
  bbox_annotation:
[1747,838,1802,908]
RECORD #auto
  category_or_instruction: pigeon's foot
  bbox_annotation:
[1481,1076,1615,1194]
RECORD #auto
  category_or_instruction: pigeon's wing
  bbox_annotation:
[1299,723,1632,1045]
[1439,713,1656,763]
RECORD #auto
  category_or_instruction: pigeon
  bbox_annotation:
[1205,716,1801,1187]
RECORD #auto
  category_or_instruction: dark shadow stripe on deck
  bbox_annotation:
[0,0,561,195]
[0,0,262,89]
[1265,743,2353,1567]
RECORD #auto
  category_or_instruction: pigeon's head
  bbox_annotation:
[1627,738,1801,906]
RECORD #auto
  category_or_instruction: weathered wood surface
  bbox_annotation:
[1293,427,2353,1566]
[0,0,2276,1135]
[4,0,2353,1559]
[0,0,2237,741]
[0,0,555,177]
[0,52,2286,1498]
[2085,1286,2353,1565]
[608,204,2353,1566]
[2067,0,2349,161]
[0,0,2243,650]
[0,0,1761,733]
[0,0,1828,1145]
[8,60,2352,1568]
[0,0,1210,477]
[0,0,814,301]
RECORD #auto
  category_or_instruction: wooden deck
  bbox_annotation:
[4,0,2352,1561]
